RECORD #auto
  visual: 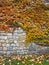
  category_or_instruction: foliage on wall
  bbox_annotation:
[0,0,49,46]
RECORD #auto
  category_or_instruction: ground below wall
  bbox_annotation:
[0,27,49,55]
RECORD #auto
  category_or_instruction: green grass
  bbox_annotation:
[3,59,49,65]
[1,56,49,65]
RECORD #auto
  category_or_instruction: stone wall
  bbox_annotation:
[0,27,49,55]
[0,28,29,55]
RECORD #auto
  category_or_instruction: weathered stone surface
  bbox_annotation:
[3,47,7,51]
[0,28,49,55]
[0,36,7,40]
[0,47,3,51]
[0,28,27,55]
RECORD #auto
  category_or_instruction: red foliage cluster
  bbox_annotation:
[0,1,19,32]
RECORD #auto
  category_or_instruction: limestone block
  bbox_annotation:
[11,43,16,46]
[7,35,13,39]
[0,36,7,40]
[3,47,7,51]
[0,47,3,51]
[7,33,12,36]
[7,46,13,51]
[6,44,10,47]
[13,47,16,50]
[0,43,2,46]
[0,40,6,43]
[2,43,6,46]
[14,40,17,43]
